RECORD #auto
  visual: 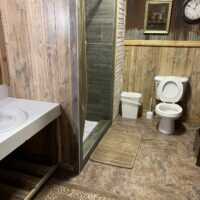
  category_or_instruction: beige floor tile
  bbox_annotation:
[36,116,200,200]
[129,175,181,200]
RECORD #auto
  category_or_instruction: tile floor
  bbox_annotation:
[40,116,200,200]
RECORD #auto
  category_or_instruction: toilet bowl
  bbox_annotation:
[154,76,188,134]
[155,103,182,119]
[155,103,182,134]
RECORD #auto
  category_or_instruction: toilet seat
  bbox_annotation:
[158,79,183,103]
[155,103,182,118]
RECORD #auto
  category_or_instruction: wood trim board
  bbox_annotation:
[124,40,200,47]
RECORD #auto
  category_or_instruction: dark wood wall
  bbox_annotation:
[0,0,81,172]
[126,0,200,40]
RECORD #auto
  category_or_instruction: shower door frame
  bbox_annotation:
[77,0,116,171]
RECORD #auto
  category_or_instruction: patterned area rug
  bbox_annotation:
[90,129,141,168]
[35,179,120,200]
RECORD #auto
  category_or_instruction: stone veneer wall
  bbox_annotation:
[85,0,116,121]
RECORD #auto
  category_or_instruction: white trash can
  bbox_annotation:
[121,92,142,119]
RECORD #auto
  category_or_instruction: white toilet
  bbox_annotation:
[154,76,189,134]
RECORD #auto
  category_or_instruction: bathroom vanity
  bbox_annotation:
[0,85,61,199]
[0,97,61,160]
[0,85,61,160]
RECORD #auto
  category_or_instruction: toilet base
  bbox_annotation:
[158,117,175,134]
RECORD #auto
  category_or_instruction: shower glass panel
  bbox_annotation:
[82,0,116,161]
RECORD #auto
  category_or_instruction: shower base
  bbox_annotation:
[83,120,98,142]
[82,120,111,166]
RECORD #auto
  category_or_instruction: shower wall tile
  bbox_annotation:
[100,0,115,20]
[86,0,115,20]
[103,20,114,44]
[86,0,116,121]
[85,0,103,20]
[87,65,113,121]
[86,19,102,43]
[87,105,104,121]
[101,45,113,65]
[87,44,113,66]
[87,44,101,65]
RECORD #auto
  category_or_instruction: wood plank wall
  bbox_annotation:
[0,0,81,171]
[113,0,126,119]
[123,45,200,124]
[126,0,200,40]
[0,13,9,84]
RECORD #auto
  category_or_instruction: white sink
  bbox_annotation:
[0,97,60,161]
[0,108,28,132]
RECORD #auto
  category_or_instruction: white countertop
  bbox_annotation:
[0,97,61,160]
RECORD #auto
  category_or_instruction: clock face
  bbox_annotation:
[184,0,200,21]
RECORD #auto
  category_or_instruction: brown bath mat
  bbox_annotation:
[35,179,121,200]
[90,129,141,168]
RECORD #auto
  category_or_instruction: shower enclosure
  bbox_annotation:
[80,0,116,165]
[77,0,126,171]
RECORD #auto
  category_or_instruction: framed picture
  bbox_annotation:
[144,0,172,34]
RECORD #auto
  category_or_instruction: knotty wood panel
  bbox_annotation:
[0,0,81,171]
[123,45,200,123]
[126,0,200,40]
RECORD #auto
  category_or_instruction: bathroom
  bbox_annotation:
[0,0,200,199]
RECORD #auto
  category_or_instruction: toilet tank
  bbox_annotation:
[154,76,189,101]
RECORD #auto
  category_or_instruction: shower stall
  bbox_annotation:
[78,0,126,170]
[81,0,116,164]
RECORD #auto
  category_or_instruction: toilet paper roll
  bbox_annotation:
[146,111,153,120]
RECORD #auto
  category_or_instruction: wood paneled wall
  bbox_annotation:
[126,0,200,40]
[0,13,9,84]
[113,0,126,119]
[0,0,81,171]
[123,45,200,123]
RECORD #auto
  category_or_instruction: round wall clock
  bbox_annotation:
[182,0,200,23]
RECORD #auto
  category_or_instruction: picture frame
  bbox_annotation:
[144,0,172,34]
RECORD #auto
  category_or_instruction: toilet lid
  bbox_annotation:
[158,78,183,103]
